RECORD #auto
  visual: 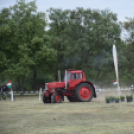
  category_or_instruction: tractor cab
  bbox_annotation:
[64,69,86,81]
[64,69,86,90]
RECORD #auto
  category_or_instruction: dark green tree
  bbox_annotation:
[48,8,121,84]
[121,17,134,84]
[0,0,57,92]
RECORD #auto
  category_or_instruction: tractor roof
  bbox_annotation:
[67,69,77,71]
[67,69,83,73]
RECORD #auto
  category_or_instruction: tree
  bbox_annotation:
[48,8,121,83]
[0,0,57,92]
[122,17,134,84]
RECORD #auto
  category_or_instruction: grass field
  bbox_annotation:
[0,90,134,134]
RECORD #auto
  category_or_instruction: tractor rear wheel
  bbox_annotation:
[43,94,51,103]
[52,91,62,103]
[67,96,80,102]
[75,83,94,102]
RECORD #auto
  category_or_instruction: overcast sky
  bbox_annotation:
[0,0,134,22]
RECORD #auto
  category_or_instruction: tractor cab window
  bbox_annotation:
[71,73,79,80]
[80,73,83,79]
[64,72,71,81]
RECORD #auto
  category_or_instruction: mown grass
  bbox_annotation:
[0,91,134,134]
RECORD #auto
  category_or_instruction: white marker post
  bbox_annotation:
[7,81,13,102]
[113,45,121,96]
[11,89,13,102]
[39,88,42,101]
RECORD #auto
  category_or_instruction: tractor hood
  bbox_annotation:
[46,82,65,90]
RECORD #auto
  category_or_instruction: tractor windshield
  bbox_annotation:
[64,72,71,81]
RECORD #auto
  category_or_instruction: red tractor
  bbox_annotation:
[43,69,96,103]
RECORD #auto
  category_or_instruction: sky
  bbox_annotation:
[0,0,134,22]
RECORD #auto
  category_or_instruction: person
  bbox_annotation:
[0,83,9,100]
[1,83,8,92]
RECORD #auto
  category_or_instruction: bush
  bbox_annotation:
[126,95,133,102]
[111,96,115,100]
[120,96,125,102]
[120,96,125,99]
[105,96,111,102]
[115,97,120,101]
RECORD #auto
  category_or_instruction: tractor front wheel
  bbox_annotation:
[52,91,62,103]
[43,94,51,103]
[75,83,94,102]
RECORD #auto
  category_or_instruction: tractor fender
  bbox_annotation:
[75,81,96,98]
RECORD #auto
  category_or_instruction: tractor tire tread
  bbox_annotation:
[75,83,94,102]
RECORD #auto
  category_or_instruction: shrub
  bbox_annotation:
[120,96,125,100]
[105,96,111,102]
[120,96,125,102]
[126,95,133,102]
[115,97,120,101]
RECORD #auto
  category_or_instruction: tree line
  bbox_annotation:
[0,0,134,91]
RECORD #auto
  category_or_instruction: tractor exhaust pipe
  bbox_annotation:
[58,70,61,82]
[65,70,67,89]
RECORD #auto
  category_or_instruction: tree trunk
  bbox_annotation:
[17,77,21,91]
[20,76,25,95]
[32,70,37,91]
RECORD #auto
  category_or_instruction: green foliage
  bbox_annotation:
[0,0,56,91]
[121,18,134,82]
[114,97,120,101]
[48,8,122,84]
[110,96,115,101]
[126,95,133,101]
[105,96,111,101]
[120,96,125,100]
[0,1,134,91]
